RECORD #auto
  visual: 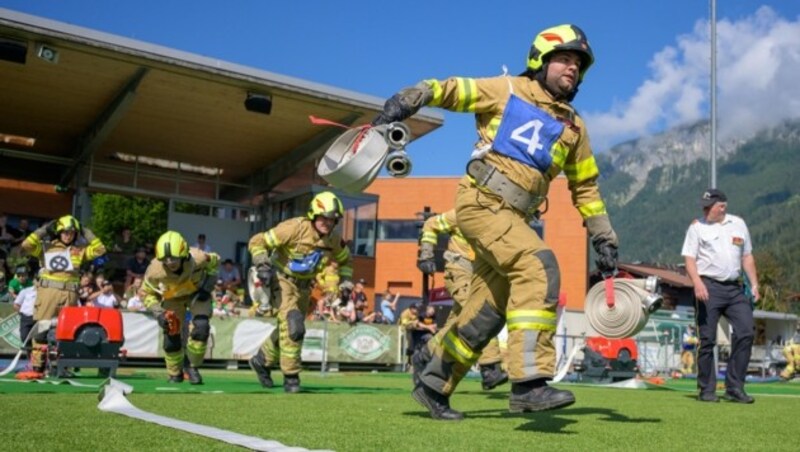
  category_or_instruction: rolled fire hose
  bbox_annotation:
[316,121,411,193]
[584,276,663,339]
[247,266,271,315]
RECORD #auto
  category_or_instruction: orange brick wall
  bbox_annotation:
[366,176,589,311]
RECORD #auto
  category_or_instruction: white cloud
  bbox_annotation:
[585,6,800,150]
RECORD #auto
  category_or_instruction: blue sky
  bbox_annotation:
[2,1,799,176]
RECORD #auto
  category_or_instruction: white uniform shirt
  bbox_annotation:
[681,213,752,282]
[94,292,118,309]
[14,286,36,316]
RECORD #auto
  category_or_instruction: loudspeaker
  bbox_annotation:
[244,94,272,115]
[0,37,27,64]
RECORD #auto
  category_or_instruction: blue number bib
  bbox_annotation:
[287,250,322,275]
[492,94,564,173]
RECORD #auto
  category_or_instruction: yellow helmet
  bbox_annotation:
[527,24,594,82]
[55,215,81,234]
[155,231,189,260]
[307,191,344,220]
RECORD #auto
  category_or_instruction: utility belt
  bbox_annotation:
[279,272,313,289]
[38,278,80,291]
[466,158,545,215]
[701,276,741,287]
[443,250,473,272]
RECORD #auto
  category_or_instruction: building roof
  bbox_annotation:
[618,262,693,288]
[0,8,443,200]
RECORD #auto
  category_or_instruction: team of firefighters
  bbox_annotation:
[11,23,799,420]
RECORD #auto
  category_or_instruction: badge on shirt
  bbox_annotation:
[732,236,744,246]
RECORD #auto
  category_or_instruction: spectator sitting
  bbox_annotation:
[379,287,401,324]
[92,280,120,309]
[219,259,242,291]
[315,261,340,320]
[86,274,107,305]
[364,309,390,324]
[112,226,137,255]
[194,233,211,252]
[8,265,33,299]
[78,272,95,306]
[350,278,369,322]
[125,247,149,291]
[122,276,145,311]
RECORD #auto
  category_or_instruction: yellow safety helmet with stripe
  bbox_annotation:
[155,231,189,261]
[307,191,344,220]
[55,215,81,234]
[527,24,594,82]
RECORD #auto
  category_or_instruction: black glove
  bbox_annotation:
[417,259,437,274]
[156,312,170,333]
[34,220,55,239]
[256,264,273,287]
[371,94,414,126]
[195,289,211,302]
[594,240,618,275]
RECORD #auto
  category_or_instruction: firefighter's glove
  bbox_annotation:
[371,84,432,126]
[594,240,619,276]
[256,264,273,287]
[157,311,181,336]
[34,220,55,240]
[417,242,436,274]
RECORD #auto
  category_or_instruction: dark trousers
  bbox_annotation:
[695,277,754,394]
[19,314,35,353]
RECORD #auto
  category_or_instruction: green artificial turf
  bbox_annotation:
[1,370,797,451]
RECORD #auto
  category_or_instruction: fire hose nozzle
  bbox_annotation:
[384,122,410,149]
[385,150,412,177]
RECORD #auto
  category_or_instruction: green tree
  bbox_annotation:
[89,193,168,249]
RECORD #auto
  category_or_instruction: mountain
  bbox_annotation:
[598,118,800,293]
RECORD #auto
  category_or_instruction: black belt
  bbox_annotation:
[701,276,740,286]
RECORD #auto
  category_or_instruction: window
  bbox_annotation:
[377,220,420,241]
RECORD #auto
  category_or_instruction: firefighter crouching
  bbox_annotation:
[373,24,619,420]
[142,231,219,384]
[417,209,508,390]
[248,191,353,393]
[780,327,800,381]
[19,215,106,378]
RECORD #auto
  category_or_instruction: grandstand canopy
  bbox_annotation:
[0,8,443,204]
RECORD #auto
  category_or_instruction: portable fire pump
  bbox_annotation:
[574,336,639,383]
[49,306,125,377]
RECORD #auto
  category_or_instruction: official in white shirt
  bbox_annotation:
[13,285,37,351]
[681,188,759,404]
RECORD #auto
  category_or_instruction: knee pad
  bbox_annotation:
[286,310,306,342]
[459,302,505,352]
[190,315,211,342]
[533,249,560,303]
[163,333,183,353]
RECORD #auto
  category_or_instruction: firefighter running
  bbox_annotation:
[18,215,106,379]
[417,208,508,390]
[373,24,619,420]
[248,191,353,393]
[141,231,220,384]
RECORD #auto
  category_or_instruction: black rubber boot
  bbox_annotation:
[509,379,575,413]
[167,373,184,383]
[186,366,203,385]
[480,363,509,390]
[412,383,464,421]
[248,350,274,388]
[283,374,301,393]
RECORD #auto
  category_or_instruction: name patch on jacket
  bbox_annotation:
[492,94,564,173]
[732,236,744,246]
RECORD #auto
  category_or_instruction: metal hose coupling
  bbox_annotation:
[584,276,663,339]
[383,121,410,149]
[385,149,412,177]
